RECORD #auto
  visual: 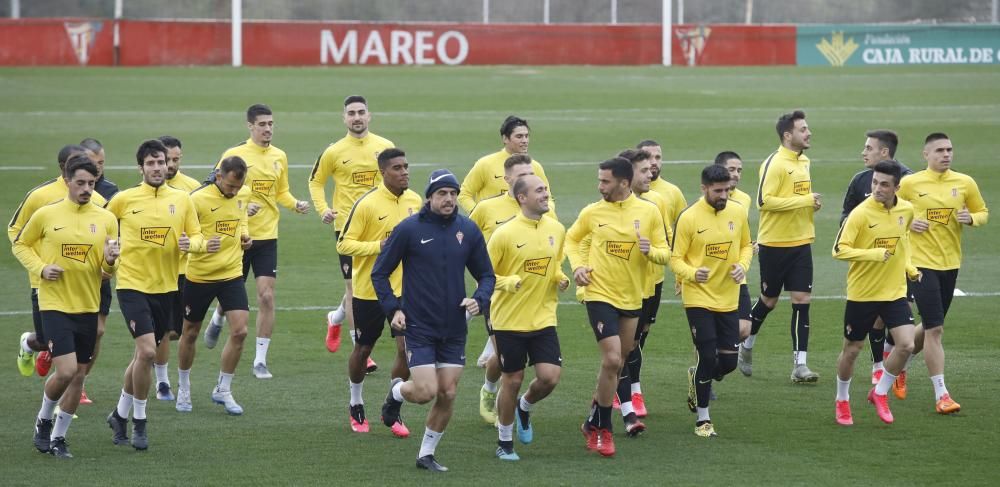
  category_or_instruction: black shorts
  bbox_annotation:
[586,301,640,342]
[170,275,186,335]
[738,284,752,321]
[100,279,112,316]
[352,298,399,347]
[758,244,813,297]
[243,238,278,279]
[183,277,249,323]
[685,307,740,351]
[908,268,958,329]
[640,281,664,329]
[334,231,353,280]
[30,288,44,343]
[117,289,176,344]
[494,327,562,373]
[40,311,98,364]
[843,298,914,341]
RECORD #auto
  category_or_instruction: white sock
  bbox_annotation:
[391,381,405,403]
[21,335,34,354]
[483,378,499,394]
[743,334,757,349]
[875,370,896,396]
[794,351,807,365]
[873,362,884,372]
[631,382,642,394]
[497,422,514,442]
[254,337,270,365]
[349,380,364,406]
[884,342,894,355]
[519,395,534,412]
[930,374,948,400]
[836,377,851,401]
[696,407,710,422]
[133,398,148,420]
[418,428,443,458]
[38,393,58,420]
[52,410,73,439]
[620,400,635,417]
[116,389,133,419]
[154,363,169,384]
[178,368,191,391]
[219,372,234,391]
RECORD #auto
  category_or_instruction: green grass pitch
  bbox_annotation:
[0,65,997,485]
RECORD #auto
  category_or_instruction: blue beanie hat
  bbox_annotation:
[425,169,461,198]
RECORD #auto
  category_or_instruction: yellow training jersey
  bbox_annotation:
[336,184,423,300]
[488,213,567,332]
[106,182,205,294]
[898,169,989,270]
[308,132,395,231]
[167,170,204,275]
[648,176,687,228]
[458,149,556,218]
[637,190,674,294]
[756,146,815,246]
[833,197,918,301]
[730,187,752,210]
[217,139,297,240]
[469,193,558,243]
[8,177,107,288]
[13,198,118,313]
[565,193,670,310]
[670,198,753,312]
[185,184,251,283]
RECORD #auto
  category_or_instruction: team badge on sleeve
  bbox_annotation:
[456,231,464,245]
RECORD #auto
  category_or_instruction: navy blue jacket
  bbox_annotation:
[372,203,495,339]
[95,176,119,200]
[840,162,913,225]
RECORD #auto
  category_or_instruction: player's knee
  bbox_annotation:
[257,287,274,307]
[229,324,248,342]
[536,371,560,391]
[135,343,156,363]
[437,386,458,405]
[53,360,78,380]
[894,340,915,355]
[717,353,738,377]
[601,352,623,373]
[790,293,811,304]
[502,372,524,391]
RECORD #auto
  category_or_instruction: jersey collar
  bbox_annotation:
[777,145,806,161]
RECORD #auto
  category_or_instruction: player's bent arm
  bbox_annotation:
[759,193,814,212]
[563,212,591,271]
[458,164,484,214]
[487,234,520,293]
[966,179,989,227]
[12,217,45,277]
[644,213,671,265]
[668,220,698,282]
[336,230,381,257]
[371,225,408,316]
[466,229,497,310]
[307,153,333,216]
[738,223,754,272]
[275,159,298,211]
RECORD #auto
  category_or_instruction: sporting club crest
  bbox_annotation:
[456,231,464,244]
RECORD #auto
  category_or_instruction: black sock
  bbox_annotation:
[695,342,718,409]
[750,299,774,335]
[516,403,531,428]
[616,369,632,405]
[638,330,649,349]
[791,303,810,353]
[498,439,514,451]
[598,406,613,432]
[588,401,600,429]
[869,327,886,364]
[628,346,642,385]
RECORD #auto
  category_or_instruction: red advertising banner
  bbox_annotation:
[672,24,796,66]
[0,18,113,65]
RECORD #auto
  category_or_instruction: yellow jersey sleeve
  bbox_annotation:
[458,156,488,213]
[308,145,336,216]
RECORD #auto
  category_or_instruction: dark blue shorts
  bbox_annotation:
[404,332,466,368]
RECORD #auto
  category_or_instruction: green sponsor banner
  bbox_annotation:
[798,25,1000,66]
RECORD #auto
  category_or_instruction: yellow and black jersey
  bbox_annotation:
[670,198,753,312]
[167,171,204,192]
[565,193,670,310]
[730,187,752,210]
[898,169,988,270]
[185,184,251,283]
[648,177,687,228]
[487,213,567,332]
[13,198,118,313]
[106,182,205,294]
[469,193,558,243]
[833,197,918,301]
[756,145,815,246]
[458,149,556,218]
[308,132,395,231]
[638,190,673,294]
[217,139,297,240]
[336,184,423,300]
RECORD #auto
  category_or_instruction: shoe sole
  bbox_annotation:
[791,376,820,383]
[176,405,192,413]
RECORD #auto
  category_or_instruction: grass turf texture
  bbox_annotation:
[0,66,997,485]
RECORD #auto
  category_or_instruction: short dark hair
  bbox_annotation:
[218,156,247,180]
[865,130,898,158]
[343,95,367,107]
[247,104,272,123]
[57,144,86,169]
[701,164,732,185]
[500,116,529,138]
[873,159,903,186]
[636,139,660,150]
[617,149,651,165]
[377,148,406,169]
[714,151,742,166]
[135,139,167,165]
[599,157,633,184]
[925,132,950,145]
[79,138,103,153]
[504,154,532,171]
[776,110,807,142]
[64,154,99,179]
[511,176,533,201]
[158,135,182,149]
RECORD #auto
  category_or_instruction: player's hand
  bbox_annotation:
[752,241,759,255]
[910,219,929,233]
[380,239,387,250]
[957,206,972,225]
[882,249,891,262]
[247,203,261,217]
[637,230,651,255]
[557,278,569,292]
[730,263,745,283]
[390,310,406,331]
[240,234,253,250]
[573,266,592,286]
[321,209,336,224]
[460,298,480,316]
[295,200,310,214]
[812,193,822,211]
[915,270,923,282]
[207,236,222,253]
[674,280,682,296]
[101,270,113,280]
[42,264,64,281]
[178,232,190,252]
[514,280,523,290]
[104,237,120,263]
[695,267,710,283]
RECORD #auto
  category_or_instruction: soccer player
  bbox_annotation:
[564,157,670,457]
[205,104,310,379]
[488,174,568,461]
[897,133,988,413]
[335,148,420,435]
[153,135,203,401]
[375,170,495,472]
[671,164,753,437]
[638,139,687,228]
[740,110,822,382]
[105,139,208,451]
[309,95,394,364]
[714,151,754,346]
[839,131,913,385]
[13,156,120,458]
[175,156,253,415]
